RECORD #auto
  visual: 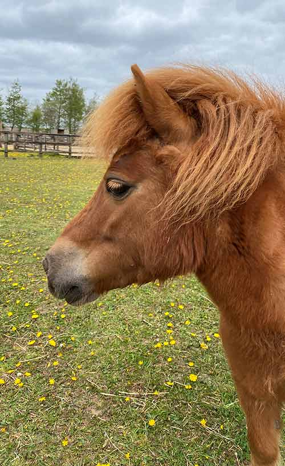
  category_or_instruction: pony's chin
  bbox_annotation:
[67,292,100,307]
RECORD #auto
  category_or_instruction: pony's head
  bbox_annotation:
[43,64,282,305]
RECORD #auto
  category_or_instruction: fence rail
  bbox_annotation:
[0,131,81,158]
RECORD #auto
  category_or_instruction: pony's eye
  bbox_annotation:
[106,179,132,199]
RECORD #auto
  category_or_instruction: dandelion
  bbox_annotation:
[214,333,220,338]
[28,340,36,346]
[37,331,42,337]
[31,313,39,319]
[200,419,207,427]
[154,342,162,348]
[178,304,184,310]
[49,378,55,385]
[167,322,173,327]
[189,374,198,382]
[125,397,130,402]
[71,376,77,381]
[62,438,68,446]
[200,342,208,350]
[153,390,159,396]
[170,302,175,307]
[166,329,173,334]
[61,314,66,319]
[125,452,130,459]
[148,419,156,426]
[166,381,173,386]
[38,396,46,402]
[170,339,176,345]
[7,311,13,317]
[185,384,192,389]
[14,378,21,385]
[167,357,172,362]
[220,424,224,430]
[24,372,31,377]
[188,361,194,367]
[49,339,56,347]
[185,320,191,325]
[0,379,5,385]
[138,360,143,365]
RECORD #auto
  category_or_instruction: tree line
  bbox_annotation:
[0,79,98,134]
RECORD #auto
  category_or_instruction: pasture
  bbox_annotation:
[0,155,257,465]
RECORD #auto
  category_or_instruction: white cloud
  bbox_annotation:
[0,0,284,102]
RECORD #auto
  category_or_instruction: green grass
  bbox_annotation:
[0,155,259,465]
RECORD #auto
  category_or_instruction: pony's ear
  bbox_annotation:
[131,64,196,144]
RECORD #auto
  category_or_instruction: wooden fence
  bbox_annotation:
[0,131,81,158]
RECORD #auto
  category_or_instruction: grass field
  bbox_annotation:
[0,154,258,465]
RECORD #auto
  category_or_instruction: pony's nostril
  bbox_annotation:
[42,256,49,274]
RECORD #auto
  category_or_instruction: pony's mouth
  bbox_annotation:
[47,275,99,306]
[66,291,99,307]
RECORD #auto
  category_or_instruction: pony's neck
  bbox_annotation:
[196,168,285,332]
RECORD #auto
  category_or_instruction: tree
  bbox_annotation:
[28,105,43,132]
[42,80,68,131]
[16,99,28,131]
[63,79,86,134]
[85,93,99,118]
[0,93,4,124]
[5,81,28,130]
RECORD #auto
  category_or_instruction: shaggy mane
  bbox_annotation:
[82,65,285,220]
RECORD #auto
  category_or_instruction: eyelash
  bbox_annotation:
[106,179,132,199]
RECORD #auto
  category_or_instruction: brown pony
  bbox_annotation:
[43,64,285,466]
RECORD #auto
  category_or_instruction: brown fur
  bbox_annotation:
[82,65,285,221]
[46,65,285,466]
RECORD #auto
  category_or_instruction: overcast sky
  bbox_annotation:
[1,0,285,104]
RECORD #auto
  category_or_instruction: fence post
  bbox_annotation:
[68,136,72,158]
[4,132,8,158]
[39,135,43,158]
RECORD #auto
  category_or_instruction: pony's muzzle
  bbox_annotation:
[43,248,99,306]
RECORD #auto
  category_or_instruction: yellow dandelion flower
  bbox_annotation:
[189,374,198,382]
[31,313,39,319]
[62,438,68,446]
[48,339,56,347]
[0,379,5,385]
[28,340,36,346]
[24,303,30,307]
[71,376,77,381]
[170,339,176,345]
[38,396,46,402]
[220,424,224,429]
[167,322,173,327]
[125,397,130,402]
[14,378,21,385]
[12,326,17,331]
[185,320,191,325]
[200,419,207,427]
[138,360,143,365]
[148,419,155,426]
[166,329,173,334]
[154,342,162,348]
[24,372,31,377]
[7,311,13,317]
[185,384,192,389]
[214,333,220,338]
[166,381,173,386]
[90,351,95,356]
[164,312,169,316]
[60,314,66,319]
[125,452,130,459]
[49,378,55,385]
[153,390,159,396]
[200,342,208,350]
[39,289,44,293]
[167,357,172,362]
[178,304,184,310]
[170,302,175,307]
[188,361,194,367]
[164,341,169,346]
[37,331,42,337]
